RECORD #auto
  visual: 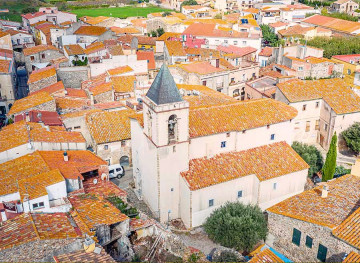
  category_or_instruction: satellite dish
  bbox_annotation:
[101,173,107,181]
[93,178,98,185]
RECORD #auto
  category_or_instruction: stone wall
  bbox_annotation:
[95,140,132,166]
[268,212,360,262]
[94,90,113,104]
[24,50,63,74]
[28,75,57,93]
[0,238,82,262]
[56,66,89,89]
[13,99,56,117]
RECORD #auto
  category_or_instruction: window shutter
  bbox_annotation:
[292,228,301,246]
[317,244,327,262]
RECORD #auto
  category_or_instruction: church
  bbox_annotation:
[130,64,309,228]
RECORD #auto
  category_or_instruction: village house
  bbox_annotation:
[23,44,63,74]
[130,65,309,228]
[330,0,359,15]
[181,5,215,18]
[0,120,86,162]
[79,16,115,27]
[6,29,34,50]
[269,21,289,34]
[182,23,262,51]
[301,14,360,36]
[245,76,277,99]
[279,4,319,22]
[63,44,87,66]
[164,40,187,64]
[0,59,16,114]
[275,78,360,150]
[86,109,134,168]
[258,46,273,67]
[27,66,57,93]
[73,26,113,45]
[331,54,360,85]
[8,91,56,118]
[84,41,109,63]
[34,23,59,45]
[21,7,77,30]
[14,110,63,126]
[267,174,360,262]
[278,25,332,43]
[0,30,12,51]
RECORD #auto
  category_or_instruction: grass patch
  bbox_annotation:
[70,6,172,18]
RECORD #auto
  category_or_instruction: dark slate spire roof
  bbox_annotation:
[146,64,183,105]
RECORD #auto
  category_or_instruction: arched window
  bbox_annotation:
[168,114,177,143]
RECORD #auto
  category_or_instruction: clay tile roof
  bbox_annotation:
[64,44,85,56]
[157,32,181,41]
[249,247,284,263]
[0,29,10,38]
[108,45,124,56]
[243,8,259,13]
[39,150,106,180]
[18,169,64,201]
[86,109,135,144]
[30,81,65,96]
[181,142,308,190]
[343,252,360,263]
[137,51,155,70]
[14,110,63,126]
[277,78,360,114]
[0,213,38,250]
[302,14,360,34]
[55,97,90,110]
[0,121,85,156]
[0,59,11,73]
[8,91,54,116]
[65,88,87,98]
[188,98,298,138]
[165,40,186,56]
[267,174,360,228]
[84,41,105,55]
[278,25,313,37]
[332,54,360,63]
[332,206,360,249]
[28,66,56,84]
[90,82,112,96]
[259,47,273,57]
[112,75,136,93]
[217,45,257,57]
[73,25,107,36]
[183,23,216,36]
[80,16,112,25]
[110,26,140,35]
[68,193,128,229]
[60,109,101,120]
[136,36,156,45]
[178,84,237,108]
[179,61,224,75]
[269,21,288,28]
[107,65,133,76]
[23,44,59,56]
[54,247,116,262]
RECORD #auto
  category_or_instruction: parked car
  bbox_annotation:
[109,164,125,179]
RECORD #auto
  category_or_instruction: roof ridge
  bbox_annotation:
[29,213,41,240]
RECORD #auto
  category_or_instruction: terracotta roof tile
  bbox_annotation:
[86,109,135,144]
[217,45,257,57]
[108,45,124,56]
[54,247,115,262]
[39,150,106,180]
[84,41,105,55]
[64,44,85,56]
[333,206,360,249]
[111,26,140,35]
[137,51,155,70]
[112,75,136,93]
[188,98,297,138]
[90,82,112,96]
[80,16,112,25]
[157,32,181,41]
[178,61,224,75]
[107,65,133,76]
[165,40,186,56]
[277,78,360,114]
[23,45,59,56]
[0,59,11,73]
[8,91,54,116]
[181,142,308,190]
[343,251,360,262]
[259,47,273,57]
[30,81,65,96]
[302,14,360,34]
[73,25,107,36]
[28,66,56,84]
[65,88,87,98]
[249,248,284,263]
[267,174,360,228]
[56,97,90,110]
[60,109,101,120]
[0,29,10,38]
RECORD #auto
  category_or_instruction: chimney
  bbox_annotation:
[63,151,68,162]
[90,92,94,105]
[321,185,328,198]
[25,111,30,122]
[84,16,87,22]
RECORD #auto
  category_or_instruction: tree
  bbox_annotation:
[292,142,323,177]
[162,11,172,17]
[341,122,360,154]
[307,36,360,58]
[322,133,337,182]
[214,13,222,19]
[22,7,37,14]
[181,0,198,6]
[260,24,280,47]
[204,202,267,252]
[150,30,157,37]
[156,27,165,37]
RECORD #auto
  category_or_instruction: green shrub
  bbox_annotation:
[292,141,324,176]
[341,122,360,154]
[204,202,267,252]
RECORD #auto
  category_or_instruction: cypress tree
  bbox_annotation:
[322,133,337,182]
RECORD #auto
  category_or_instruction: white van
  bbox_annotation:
[108,164,125,179]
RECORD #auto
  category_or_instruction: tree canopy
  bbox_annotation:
[292,141,324,176]
[307,36,360,58]
[260,25,281,47]
[322,133,337,182]
[204,202,267,252]
[341,122,360,154]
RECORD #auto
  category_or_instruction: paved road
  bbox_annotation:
[110,167,133,189]
[16,67,29,100]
